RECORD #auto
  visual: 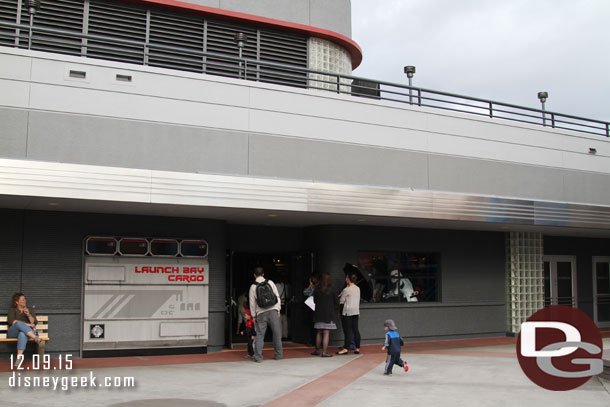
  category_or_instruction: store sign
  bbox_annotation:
[134,265,206,283]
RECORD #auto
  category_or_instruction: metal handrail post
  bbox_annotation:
[28,13,34,50]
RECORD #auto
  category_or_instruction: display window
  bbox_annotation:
[150,239,179,257]
[86,237,117,255]
[357,251,440,303]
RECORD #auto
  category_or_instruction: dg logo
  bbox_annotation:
[517,306,603,391]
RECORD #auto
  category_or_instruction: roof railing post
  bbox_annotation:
[26,0,41,50]
[606,123,609,138]
[336,75,340,94]
[234,32,248,80]
[538,92,548,127]
[418,88,421,106]
[403,66,416,105]
[551,113,555,128]
[489,102,493,118]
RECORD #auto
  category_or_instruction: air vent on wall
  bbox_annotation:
[0,0,19,47]
[87,0,147,64]
[148,9,204,73]
[19,0,84,55]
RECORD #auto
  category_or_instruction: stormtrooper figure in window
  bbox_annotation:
[383,269,419,302]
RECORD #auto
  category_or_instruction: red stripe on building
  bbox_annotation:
[125,0,363,69]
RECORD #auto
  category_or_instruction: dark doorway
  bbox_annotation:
[227,252,313,347]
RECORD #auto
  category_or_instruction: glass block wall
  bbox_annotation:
[308,37,352,92]
[506,232,544,334]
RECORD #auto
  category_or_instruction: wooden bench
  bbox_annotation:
[0,315,50,356]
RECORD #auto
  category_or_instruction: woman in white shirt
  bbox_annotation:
[336,273,361,355]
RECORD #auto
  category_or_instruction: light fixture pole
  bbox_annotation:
[26,0,41,50]
[404,65,416,104]
[234,32,248,79]
[538,91,548,127]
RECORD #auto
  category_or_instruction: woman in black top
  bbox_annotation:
[311,273,338,357]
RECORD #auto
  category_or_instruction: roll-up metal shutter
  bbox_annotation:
[149,9,204,73]
[87,0,146,64]
[19,0,84,55]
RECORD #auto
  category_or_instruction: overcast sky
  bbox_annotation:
[351,0,610,122]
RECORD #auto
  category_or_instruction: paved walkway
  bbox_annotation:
[0,336,609,407]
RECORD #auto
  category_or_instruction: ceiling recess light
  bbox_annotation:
[48,202,59,206]
[267,214,278,218]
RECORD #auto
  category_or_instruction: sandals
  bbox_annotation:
[321,353,333,358]
[336,349,349,355]
[311,350,321,356]
[353,350,360,354]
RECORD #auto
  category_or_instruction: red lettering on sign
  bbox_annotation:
[168,275,204,282]
[183,267,205,274]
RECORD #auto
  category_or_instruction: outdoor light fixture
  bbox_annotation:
[26,0,41,15]
[537,91,548,104]
[234,32,248,57]
[403,65,416,104]
[537,91,548,126]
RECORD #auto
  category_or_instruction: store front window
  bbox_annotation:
[357,251,440,303]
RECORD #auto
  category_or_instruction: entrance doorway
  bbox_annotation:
[226,251,312,349]
[543,256,577,307]
[593,257,610,328]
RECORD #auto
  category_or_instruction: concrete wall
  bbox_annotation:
[1,48,609,208]
[179,0,352,38]
[307,226,507,344]
[0,209,226,355]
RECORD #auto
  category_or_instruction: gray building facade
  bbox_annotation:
[1,0,609,356]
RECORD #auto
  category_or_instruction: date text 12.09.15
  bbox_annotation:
[11,354,72,370]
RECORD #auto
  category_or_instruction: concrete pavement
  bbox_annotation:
[0,337,609,407]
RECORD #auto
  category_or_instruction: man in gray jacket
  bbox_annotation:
[249,267,283,362]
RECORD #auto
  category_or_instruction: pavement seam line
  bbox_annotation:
[263,353,386,407]
[261,355,361,406]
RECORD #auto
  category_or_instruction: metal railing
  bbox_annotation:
[1,20,609,138]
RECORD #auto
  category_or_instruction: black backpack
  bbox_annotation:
[255,279,278,308]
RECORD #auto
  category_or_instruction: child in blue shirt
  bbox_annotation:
[382,319,408,375]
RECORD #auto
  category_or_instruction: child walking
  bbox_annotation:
[239,309,256,358]
[381,319,408,375]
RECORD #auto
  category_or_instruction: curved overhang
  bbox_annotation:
[127,0,363,69]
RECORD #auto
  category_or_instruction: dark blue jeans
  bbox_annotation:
[341,315,361,350]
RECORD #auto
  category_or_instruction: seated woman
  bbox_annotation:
[7,292,41,360]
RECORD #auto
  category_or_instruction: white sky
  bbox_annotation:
[351,0,610,122]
